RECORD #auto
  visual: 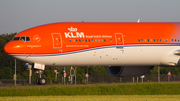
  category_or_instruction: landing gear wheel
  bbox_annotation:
[39,77,46,85]
[36,77,40,85]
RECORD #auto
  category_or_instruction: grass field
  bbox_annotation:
[0,95,180,101]
[1,82,180,96]
[1,82,180,100]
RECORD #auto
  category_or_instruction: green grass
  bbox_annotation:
[0,82,180,96]
[0,95,180,101]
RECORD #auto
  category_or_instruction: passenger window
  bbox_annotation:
[178,39,180,42]
[157,39,158,42]
[175,39,176,42]
[110,39,112,42]
[69,39,71,42]
[98,39,100,42]
[95,39,97,42]
[82,39,84,42]
[89,39,91,42]
[141,39,143,42]
[163,39,165,42]
[151,39,152,42]
[73,39,75,42]
[85,39,87,42]
[138,39,140,42]
[144,39,146,42]
[101,39,103,42]
[79,39,81,42]
[166,39,168,42]
[92,39,94,42]
[104,39,106,42]
[147,39,149,42]
[153,39,155,42]
[76,39,78,42]
[172,39,173,41]
[160,39,161,42]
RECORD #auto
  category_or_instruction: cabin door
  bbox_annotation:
[51,33,62,49]
[115,33,124,48]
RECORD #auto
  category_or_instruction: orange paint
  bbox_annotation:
[4,22,180,55]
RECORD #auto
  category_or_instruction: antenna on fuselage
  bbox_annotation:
[137,19,140,23]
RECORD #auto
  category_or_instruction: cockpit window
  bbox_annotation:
[13,37,20,40]
[20,37,25,41]
[12,36,30,42]
[26,37,30,41]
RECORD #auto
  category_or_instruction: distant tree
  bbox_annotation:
[149,66,180,75]
[0,33,28,79]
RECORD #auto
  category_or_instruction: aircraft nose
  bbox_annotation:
[4,41,15,54]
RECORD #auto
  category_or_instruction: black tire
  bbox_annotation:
[36,77,40,85]
[39,77,46,85]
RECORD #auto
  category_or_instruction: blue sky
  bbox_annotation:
[1,0,180,34]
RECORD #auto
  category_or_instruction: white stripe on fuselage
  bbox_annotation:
[10,45,180,67]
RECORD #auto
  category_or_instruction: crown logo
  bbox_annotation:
[68,27,77,32]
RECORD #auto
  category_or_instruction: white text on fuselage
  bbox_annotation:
[65,27,84,38]
[65,32,84,38]
[64,27,112,38]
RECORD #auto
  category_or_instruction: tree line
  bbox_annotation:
[0,33,180,84]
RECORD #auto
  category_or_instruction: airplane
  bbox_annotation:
[4,22,180,85]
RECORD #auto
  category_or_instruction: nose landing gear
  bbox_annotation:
[36,77,46,85]
[36,70,47,85]
[28,63,47,85]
